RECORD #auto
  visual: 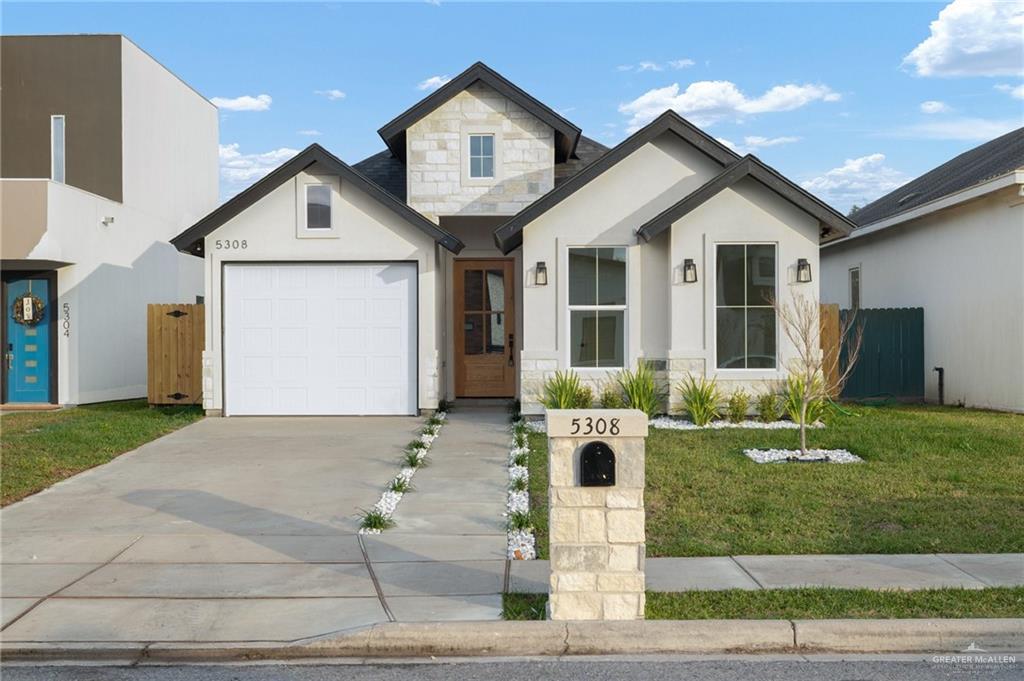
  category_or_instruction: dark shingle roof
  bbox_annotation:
[852,126,1024,227]
[352,150,407,202]
[555,136,609,186]
[353,135,609,203]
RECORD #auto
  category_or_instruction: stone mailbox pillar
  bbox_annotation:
[546,409,648,621]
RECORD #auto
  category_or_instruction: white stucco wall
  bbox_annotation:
[406,82,555,219]
[821,187,1024,412]
[200,164,442,414]
[518,131,824,414]
[4,38,216,406]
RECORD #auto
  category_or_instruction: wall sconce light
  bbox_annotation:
[682,258,698,283]
[101,216,115,227]
[796,258,812,283]
[535,261,548,286]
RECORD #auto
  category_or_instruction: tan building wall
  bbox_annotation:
[821,186,1024,413]
[406,82,555,219]
[0,35,123,202]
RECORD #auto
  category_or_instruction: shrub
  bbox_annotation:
[512,430,527,449]
[677,374,722,426]
[783,374,828,425]
[512,451,528,467]
[402,448,428,468]
[616,361,665,418]
[437,399,453,413]
[599,384,625,409]
[509,475,528,492]
[388,477,413,494]
[359,508,394,531]
[756,391,780,423]
[540,371,592,409]
[727,390,750,423]
[506,510,533,532]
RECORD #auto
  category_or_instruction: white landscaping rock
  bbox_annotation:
[743,448,862,464]
[507,419,537,560]
[358,411,447,534]
[650,416,825,431]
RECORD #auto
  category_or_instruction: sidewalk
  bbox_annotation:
[509,554,1024,592]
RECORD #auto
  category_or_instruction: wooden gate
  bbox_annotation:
[147,304,204,405]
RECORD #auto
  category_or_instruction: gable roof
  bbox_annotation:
[637,155,854,243]
[377,62,582,163]
[171,144,464,255]
[492,110,741,253]
[851,126,1024,227]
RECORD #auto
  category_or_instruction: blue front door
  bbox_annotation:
[4,278,52,403]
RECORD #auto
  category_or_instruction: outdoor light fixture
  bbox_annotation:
[535,261,548,286]
[796,258,812,283]
[682,258,698,283]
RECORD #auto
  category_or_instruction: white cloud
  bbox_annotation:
[920,100,951,114]
[892,117,1020,141]
[903,0,1024,77]
[617,58,696,73]
[618,80,840,131]
[297,129,322,136]
[716,135,801,154]
[210,94,272,112]
[996,83,1024,99]
[417,75,451,91]
[219,143,299,198]
[801,153,911,212]
[314,89,346,101]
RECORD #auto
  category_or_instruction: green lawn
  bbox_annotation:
[1,399,203,505]
[527,404,1024,558]
[504,587,1024,620]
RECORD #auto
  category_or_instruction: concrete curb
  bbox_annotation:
[2,618,1022,662]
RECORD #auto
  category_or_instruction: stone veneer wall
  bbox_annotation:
[406,82,555,219]
[547,432,646,620]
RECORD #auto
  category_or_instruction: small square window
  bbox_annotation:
[468,134,495,179]
[306,185,331,229]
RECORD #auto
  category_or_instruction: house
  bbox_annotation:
[821,128,1024,413]
[1,35,218,407]
[171,62,852,417]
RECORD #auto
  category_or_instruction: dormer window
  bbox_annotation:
[468,134,495,179]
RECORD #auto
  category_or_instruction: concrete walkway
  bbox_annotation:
[509,554,1024,593]
[364,407,509,622]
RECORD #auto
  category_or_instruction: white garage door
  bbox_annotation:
[223,263,417,416]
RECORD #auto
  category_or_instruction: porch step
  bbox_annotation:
[451,398,514,409]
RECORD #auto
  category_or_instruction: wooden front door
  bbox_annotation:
[454,259,515,397]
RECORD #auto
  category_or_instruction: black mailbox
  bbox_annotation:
[580,441,615,486]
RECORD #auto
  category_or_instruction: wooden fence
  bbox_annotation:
[820,303,841,393]
[147,304,204,405]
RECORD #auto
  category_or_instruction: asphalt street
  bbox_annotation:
[3,655,1022,681]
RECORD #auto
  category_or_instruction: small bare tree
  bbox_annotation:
[771,292,863,456]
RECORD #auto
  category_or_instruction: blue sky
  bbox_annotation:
[5,1,1022,210]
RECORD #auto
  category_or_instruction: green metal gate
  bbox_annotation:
[840,307,924,400]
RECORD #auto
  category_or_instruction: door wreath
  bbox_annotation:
[12,293,45,326]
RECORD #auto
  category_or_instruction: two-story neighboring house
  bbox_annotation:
[1,35,218,407]
[172,62,852,417]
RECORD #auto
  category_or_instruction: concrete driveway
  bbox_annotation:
[0,414,507,644]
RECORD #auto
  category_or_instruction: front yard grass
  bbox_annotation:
[504,587,1024,620]
[1,399,202,506]
[526,404,1024,558]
